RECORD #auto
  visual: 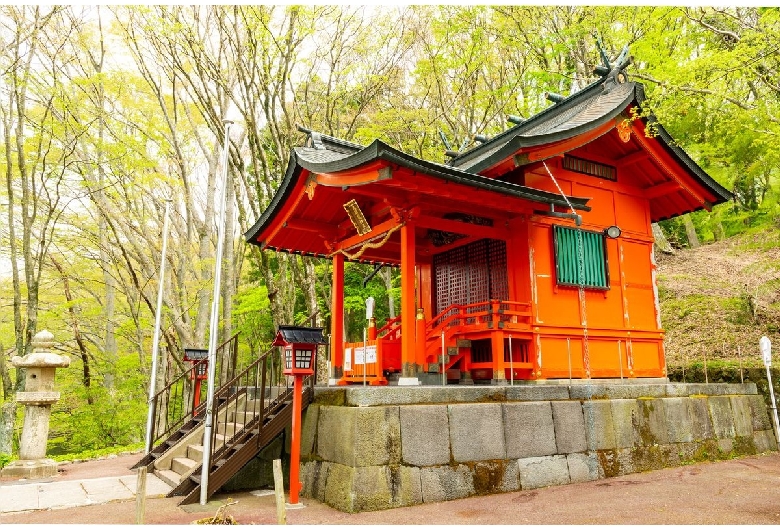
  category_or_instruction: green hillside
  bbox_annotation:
[658,228,780,371]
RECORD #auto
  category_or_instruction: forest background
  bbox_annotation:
[1,5,780,462]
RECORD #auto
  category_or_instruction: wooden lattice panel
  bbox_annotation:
[433,239,508,316]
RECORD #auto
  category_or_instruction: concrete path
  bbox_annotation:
[1,452,779,525]
[0,472,170,514]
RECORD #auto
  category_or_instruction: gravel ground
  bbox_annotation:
[1,452,779,525]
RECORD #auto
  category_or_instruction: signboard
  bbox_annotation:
[344,347,352,371]
[760,336,772,367]
[354,346,365,365]
[366,345,377,364]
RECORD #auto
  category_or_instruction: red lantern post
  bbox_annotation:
[183,348,209,409]
[272,326,325,506]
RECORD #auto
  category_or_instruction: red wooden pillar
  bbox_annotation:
[400,220,419,382]
[492,330,507,384]
[331,252,345,378]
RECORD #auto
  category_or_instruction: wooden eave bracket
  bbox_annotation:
[631,125,710,208]
[315,164,392,188]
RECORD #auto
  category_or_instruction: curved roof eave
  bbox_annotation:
[244,150,302,246]
[295,139,591,211]
[449,75,619,169]
[634,85,732,204]
[245,139,592,246]
[453,84,636,174]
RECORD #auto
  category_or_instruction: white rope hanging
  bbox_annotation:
[542,160,591,377]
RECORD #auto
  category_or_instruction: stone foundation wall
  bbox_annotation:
[298,382,777,513]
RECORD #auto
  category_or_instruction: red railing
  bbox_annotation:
[424,300,532,360]
[377,315,402,340]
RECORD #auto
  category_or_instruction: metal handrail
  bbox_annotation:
[189,346,316,502]
[148,333,239,452]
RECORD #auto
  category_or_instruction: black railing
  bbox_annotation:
[147,333,239,452]
[178,345,316,503]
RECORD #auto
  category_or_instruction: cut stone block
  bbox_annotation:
[504,402,557,458]
[448,403,505,462]
[399,405,450,466]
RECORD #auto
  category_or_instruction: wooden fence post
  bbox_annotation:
[273,458,286,525]
[135,466,147,525]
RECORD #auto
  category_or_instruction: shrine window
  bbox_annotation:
[562,155,617,181]
[552,225,609,289]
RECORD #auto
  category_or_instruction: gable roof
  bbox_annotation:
[446,66,731,211]
[246,57,733,255]
[244,135,591,252]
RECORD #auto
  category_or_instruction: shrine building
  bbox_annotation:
[245,54,731,386]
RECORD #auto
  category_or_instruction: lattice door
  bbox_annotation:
[433,239,508,316]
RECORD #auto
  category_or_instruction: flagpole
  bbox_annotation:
[144,198,172,454]
[200,120,232,505]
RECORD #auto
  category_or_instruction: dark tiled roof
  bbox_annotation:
[244,138,591,246]
[274,326,326,346]
[448,79,635,173]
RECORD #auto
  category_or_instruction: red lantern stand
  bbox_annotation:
[272,326,325,506]
[183,348,209,409]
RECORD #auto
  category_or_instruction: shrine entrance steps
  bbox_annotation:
[132,341,312,506]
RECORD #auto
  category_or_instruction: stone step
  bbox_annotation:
[243,398,264,410]
[217,422,244,437]
[155,468,182,488]
[171,456,198,476]
[230,409,259,423]
[202,432,226,447]
[187,444,204,461]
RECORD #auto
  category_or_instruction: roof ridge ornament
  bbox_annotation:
[601,45,633,94]
[297,124,326,150]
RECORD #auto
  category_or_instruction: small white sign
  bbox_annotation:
[354,346,365,365]
[760,336,772,367]
[344,347,352,371]
[366,345,377,364]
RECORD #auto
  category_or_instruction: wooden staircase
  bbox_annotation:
[132,344,312,505]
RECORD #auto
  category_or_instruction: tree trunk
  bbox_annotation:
[0,402,15,455]
[51,257,93,404]
[683,214,701,249]
[221,172,237,380]
[381,267,396,318]
[651,222,675,254]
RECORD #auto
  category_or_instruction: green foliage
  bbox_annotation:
[0,453,12,469]
[49,444,144,463]
[233,284,275,351]
[49,355,147,455]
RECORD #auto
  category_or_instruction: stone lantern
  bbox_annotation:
[1,330,70,479]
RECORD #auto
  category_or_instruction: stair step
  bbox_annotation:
[218,422,245,437]
[187,444,204,461]
[172,456,198,475]
[243,398,265,409]
[155,468,183,488]
[202,432,227,445]
[230,410,258,423]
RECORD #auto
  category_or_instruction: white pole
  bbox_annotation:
[760,337,780,447]
[509,334,514,386]
[363,327,367,387]
[144,198,172,454]
[441,331,445,386]
[200,120,232,505]
[765,363,780,447]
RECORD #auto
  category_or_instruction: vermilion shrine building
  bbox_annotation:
[246,59,731,385]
